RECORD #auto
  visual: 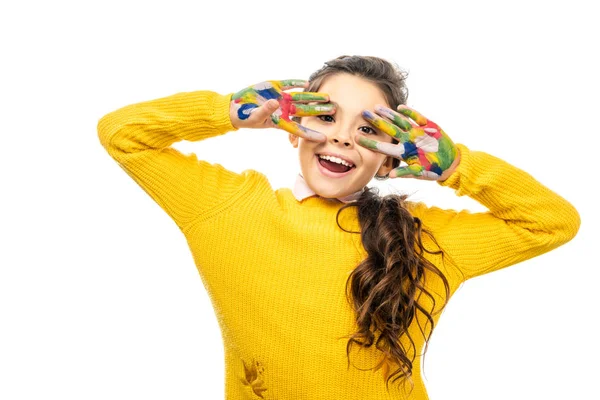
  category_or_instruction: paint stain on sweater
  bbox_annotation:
[240,358,267,398]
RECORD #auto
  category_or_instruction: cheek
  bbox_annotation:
[299,117,317,129]
[298,140,317,159]
[360,150,390,174]
[359,147,383,165]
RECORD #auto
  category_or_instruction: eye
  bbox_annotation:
[359,126,378,135]
[317,115,335,123]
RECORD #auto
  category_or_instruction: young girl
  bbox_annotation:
[97,55,580,399]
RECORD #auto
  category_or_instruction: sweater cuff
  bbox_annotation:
[211,92,238,134]
[437,143,470,193]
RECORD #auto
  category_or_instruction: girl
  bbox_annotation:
[98,55,580,399]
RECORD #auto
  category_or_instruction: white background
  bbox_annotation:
[1,0,597,399]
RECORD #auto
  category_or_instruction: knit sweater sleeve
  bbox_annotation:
[409,143,581,281]
[97,90,253,229]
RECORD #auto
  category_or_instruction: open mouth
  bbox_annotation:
[315,155,356,178]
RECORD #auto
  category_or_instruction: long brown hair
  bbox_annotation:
[299,56,450,391]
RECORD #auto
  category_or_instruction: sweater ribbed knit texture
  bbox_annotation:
[98,90,580,400]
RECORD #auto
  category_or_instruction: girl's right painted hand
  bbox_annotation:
[229,80,335,142]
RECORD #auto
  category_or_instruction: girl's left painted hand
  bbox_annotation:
[357,105,459,181]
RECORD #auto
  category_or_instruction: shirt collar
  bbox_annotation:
[292,173,365,203]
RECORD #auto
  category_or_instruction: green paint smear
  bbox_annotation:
[394,117,412,131]
[292,93,327,102]
[357,136,379,150]
[437,138,457,169]
[395,130,411,142]
[394,164,423,177]
[295,104,334,115]
[232,87,254,100]
[279,79,305,87]
[377,109,411,134]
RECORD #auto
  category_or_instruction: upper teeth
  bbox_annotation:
[319,155,354,167]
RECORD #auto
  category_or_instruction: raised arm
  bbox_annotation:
[98,90,251,229]
[98,82,335,229]
[358,104,580,281]
[413,143,580,280]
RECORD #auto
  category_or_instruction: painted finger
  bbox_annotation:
[290,92,330,102]
[395,167,441,180]
[390,164,425,178]
[232,86,259,103]
[248,81,281,101]
[272,114,327,142]
[396,105,428,126]
[362,110,410,142]
[292,103,336,117]
[277,79,308,90]
[374,105,415,131]
[355,135,405,159]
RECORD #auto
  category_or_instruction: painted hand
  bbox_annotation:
[230,80,335,142]
[357,105,458,180]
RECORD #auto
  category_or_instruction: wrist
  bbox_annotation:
[438,147,461,181]
[212,92,239,133]
[222,93,240,131]
[229,100,240,129]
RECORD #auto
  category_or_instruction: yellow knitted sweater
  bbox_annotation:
[97,90,580,400]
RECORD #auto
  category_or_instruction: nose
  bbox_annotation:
[329,127,353,148]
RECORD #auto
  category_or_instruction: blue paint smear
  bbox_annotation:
[256,88,279,100]
[238,103,257,120]
[362,110,375,119]
[403,141,418,157]
[430,163,443,175]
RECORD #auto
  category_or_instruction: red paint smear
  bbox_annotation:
[425,122,442,139]
[279,92,296,121]
[417,149,432,170]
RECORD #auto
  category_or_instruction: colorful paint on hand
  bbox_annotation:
[231,80,335,141]
[359,105,458,180]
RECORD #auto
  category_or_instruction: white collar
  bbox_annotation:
[291,173,365,203]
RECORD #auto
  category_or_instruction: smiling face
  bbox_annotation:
[288,73,396,199]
